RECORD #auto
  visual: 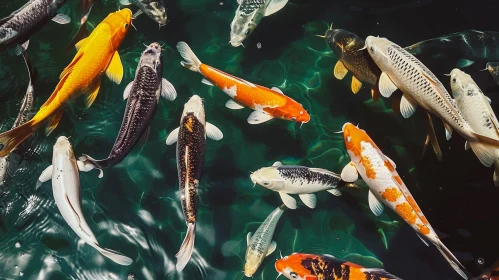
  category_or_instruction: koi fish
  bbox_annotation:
[365,36,499,167]
[230,0,288,47]
[340,122,468,279]
[37,136,132,266]
[449,69,499,186]
[245,204,286,277]
[250,161,343,209]
[119,0,167,27]
[0,9,133,157]
[165,95,223,271]
[275,253,402,280]
[176,42,310,125]
[472,258,499,280]
[0,46,37,186]
[0,0,70,54]
[79,42,176,170]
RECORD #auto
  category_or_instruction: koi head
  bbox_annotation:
[250,167,285,191]
[324,29,364,59]
[104,9,133,50]
[449,68,474,101]
[280,101,311,124]
[342,122,373,158]
[365,36,391,67]
[139,42,163,74]
[275,253,317,280]
[229,5,262,47]
[54,136,75,159]
[182,95,206,123]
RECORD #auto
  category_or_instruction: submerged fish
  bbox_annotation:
[321,28,381,98]
[275,253,402,280]
[0,0,70,54]
[340,122,468,279]
[366,36,499,165]
[244,204,285,277]
[119,0,167,27]
[165,95,223,272]
[485,62,499,86]
[449,69,499,185]
[472,258,499,280]
[230,0,288,47]
[250,161,343,209]
[79,42,176,170]
[37,136,132,266]
[176,42,310,125]
[67,0,101,50]
[0,47,36,186]
[0,9,132,157]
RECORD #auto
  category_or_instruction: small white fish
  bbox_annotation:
[250,161,343,209]
[365,36,499,166]
[449,69,499,186]
[244,204,285,277]
[230,0,288,47]
[37,136,132,266]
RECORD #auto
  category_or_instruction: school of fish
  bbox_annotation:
[1,1,498,279]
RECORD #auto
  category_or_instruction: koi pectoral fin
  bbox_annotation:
[341,162,358,182]
[368,190,384,216]
[266,241,277,256]
[36,165,53,189]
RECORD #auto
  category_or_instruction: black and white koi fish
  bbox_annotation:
[79,42,176,171]
[250,161,344,209]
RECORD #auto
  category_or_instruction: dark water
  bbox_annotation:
[1,0,499,279]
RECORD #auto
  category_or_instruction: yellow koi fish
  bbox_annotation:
[0,9,132,157]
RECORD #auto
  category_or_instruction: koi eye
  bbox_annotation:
[292,117,297,121]
[290,272,298,279]
[346,136,351,142]
[263,181,270,186]
[370,47,374,52]
[245,29,251,35]
[124,23,128,29]
[452,78,456,83]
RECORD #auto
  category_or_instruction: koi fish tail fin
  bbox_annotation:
[93,243,133,266]
[0,120,37,157]
[435,241,468,279]
[493,158,499,187]
[175,222,196,272]
[67,23,89,51]
[176,42,202,72]
[467,132,499,167]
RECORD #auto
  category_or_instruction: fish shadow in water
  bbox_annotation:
[219,110,307,159]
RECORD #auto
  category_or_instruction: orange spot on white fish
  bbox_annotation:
[406,195,422,213]
[384,160,395,172]
[395,202,417,225]
[360,156,376,179]
[420,215,429,225]
[393,175,403,186]
[418,223,431,235]
[380,187,402,202]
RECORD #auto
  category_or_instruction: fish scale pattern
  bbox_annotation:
[240,0,266,15]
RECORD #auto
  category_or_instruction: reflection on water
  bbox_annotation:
[0,0,498,279]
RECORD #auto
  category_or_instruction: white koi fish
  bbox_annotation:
[340,123,468,279]
[449,69,499,186]
[365,36,499,166]
[38,136,132,266]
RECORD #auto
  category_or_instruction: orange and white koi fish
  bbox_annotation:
[340,122,468,280]
[176,41,310,125]
[0,9,132,157]
[275,253,402,280]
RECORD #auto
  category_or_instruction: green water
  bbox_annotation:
[1,0,499,279]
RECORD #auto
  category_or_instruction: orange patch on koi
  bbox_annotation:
[418,223,431,235]
[395,202,417,224]
[384,160,395,171]
[361,156,376,179]
[185,118,194,132]
[420,215,429,225]
[393,175,403,186]
[380,187,402,202]
[406,195,422,213]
